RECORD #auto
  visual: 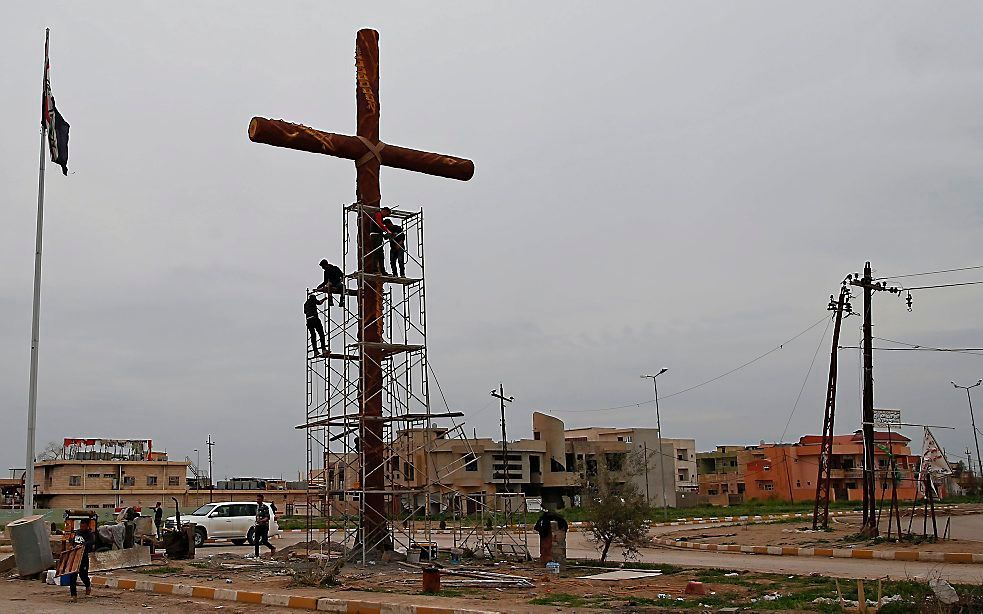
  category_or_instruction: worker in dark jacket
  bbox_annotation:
[369,207,392,275]
[153,502,163,538]
[385,219,406,277]
[68,518,95,601]
[305,293,328,357]
[253,494,277,558]
[533,509,568,563]
[316,259,345,306]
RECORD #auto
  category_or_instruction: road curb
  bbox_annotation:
[89,575,499,613]
[653,536,983,564]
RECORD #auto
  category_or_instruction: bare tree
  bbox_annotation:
[35,441,63,461]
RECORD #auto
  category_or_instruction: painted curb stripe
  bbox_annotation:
[654,537,981,564]
[87,575,500,613]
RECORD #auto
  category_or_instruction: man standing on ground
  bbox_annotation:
[316,259,345,306]
[153,502,163,539]
[533,508,568,563]
[305,293,328,357]
[253,494,276,558]
[67,518,95,602]
[385,219,406,277]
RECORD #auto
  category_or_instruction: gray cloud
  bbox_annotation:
[3,2,983,481]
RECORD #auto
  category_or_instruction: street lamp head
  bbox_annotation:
[659,368,668,375]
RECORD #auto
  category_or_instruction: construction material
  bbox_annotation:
[0,554,17,574]
[89,545,151,571]
[55,545,84,576]
[7,514,54,576]
[577,569,663,581]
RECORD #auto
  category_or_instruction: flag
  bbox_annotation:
[41,31,70,176]
[917,427,952,497]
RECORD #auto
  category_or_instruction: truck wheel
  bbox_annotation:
[231,539,246,546]
[194,528,206,547]
[246,527,256,545]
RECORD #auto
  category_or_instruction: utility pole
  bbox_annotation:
[642,441,651,504]
[206,435,216,503]
[848,262,899,538]
[951,380,983,483]
[490,385,514,493]
[814,282,851,529]
[641,369,670,521]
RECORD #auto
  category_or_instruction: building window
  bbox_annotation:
[566,453,576,472]
[737,483,746,494]
[729,459,737,467]
[678,472,687,482]
[168,476,180,486]
[625,435,632,443]
[102,473,115,478]
[530,455,541,474]
[404,462,415,481]
[617,436,623,442]
[605,453,625,472]
[87,473,100,479]
[534,432,541,440]
[465,454,478,472]
[796,480,801,487]
[677,449,687,461]
[69,475,82,486]
[708,489,718,495]
[123,476,135,487]
[147,475,158,486]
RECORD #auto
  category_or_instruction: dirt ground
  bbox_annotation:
[663,511,983,553]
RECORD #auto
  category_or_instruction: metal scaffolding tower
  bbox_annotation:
[301,203,482,564]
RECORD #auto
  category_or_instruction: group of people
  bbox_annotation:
[304,206,407,358]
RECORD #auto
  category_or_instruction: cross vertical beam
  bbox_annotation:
[354,29,387,549]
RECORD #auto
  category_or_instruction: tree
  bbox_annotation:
[582,450,652,561]
[35,440,63,461]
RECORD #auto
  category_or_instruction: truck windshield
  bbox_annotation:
[191,504,218,516]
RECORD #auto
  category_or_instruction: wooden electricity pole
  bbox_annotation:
[813,282,850,530]
[491,384,514,493]
[248,29,474,551]
[848,262,899,538]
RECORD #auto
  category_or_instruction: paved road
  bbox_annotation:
[196,523,983,584]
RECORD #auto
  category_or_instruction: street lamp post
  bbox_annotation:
[952,380,983,482]
[641,369,670,521]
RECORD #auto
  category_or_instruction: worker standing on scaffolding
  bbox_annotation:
[305,292,328,357]
[316,259,345,306]
[385,219,406,277]
[369,206,393,275]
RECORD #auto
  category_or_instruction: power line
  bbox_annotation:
[904,280,983,291]
[779,316,831,443]
[874,264,983,281]
[555,313,830,414]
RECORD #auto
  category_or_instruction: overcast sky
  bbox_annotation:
[3,3,983,481]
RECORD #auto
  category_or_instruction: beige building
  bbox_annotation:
[34,438,309,513]
[322,412,685,513]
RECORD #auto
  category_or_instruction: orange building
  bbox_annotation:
[744,431,920,503]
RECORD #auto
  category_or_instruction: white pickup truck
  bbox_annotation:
[165,501,281,547]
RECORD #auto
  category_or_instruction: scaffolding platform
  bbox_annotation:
[350,342,425,355]
[347,272,422,285]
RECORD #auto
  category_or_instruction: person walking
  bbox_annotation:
[305,293,328,357]
[385,219,406,277]
[253,494,276,558]
[67,518,95,602]
[316,259,345,306]
[153,502,163,539]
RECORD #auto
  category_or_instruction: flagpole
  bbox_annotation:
[24,28,50,517]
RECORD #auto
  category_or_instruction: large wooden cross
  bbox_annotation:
[248,28,473,549]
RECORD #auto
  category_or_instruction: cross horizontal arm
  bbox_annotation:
[249,117,474,181]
